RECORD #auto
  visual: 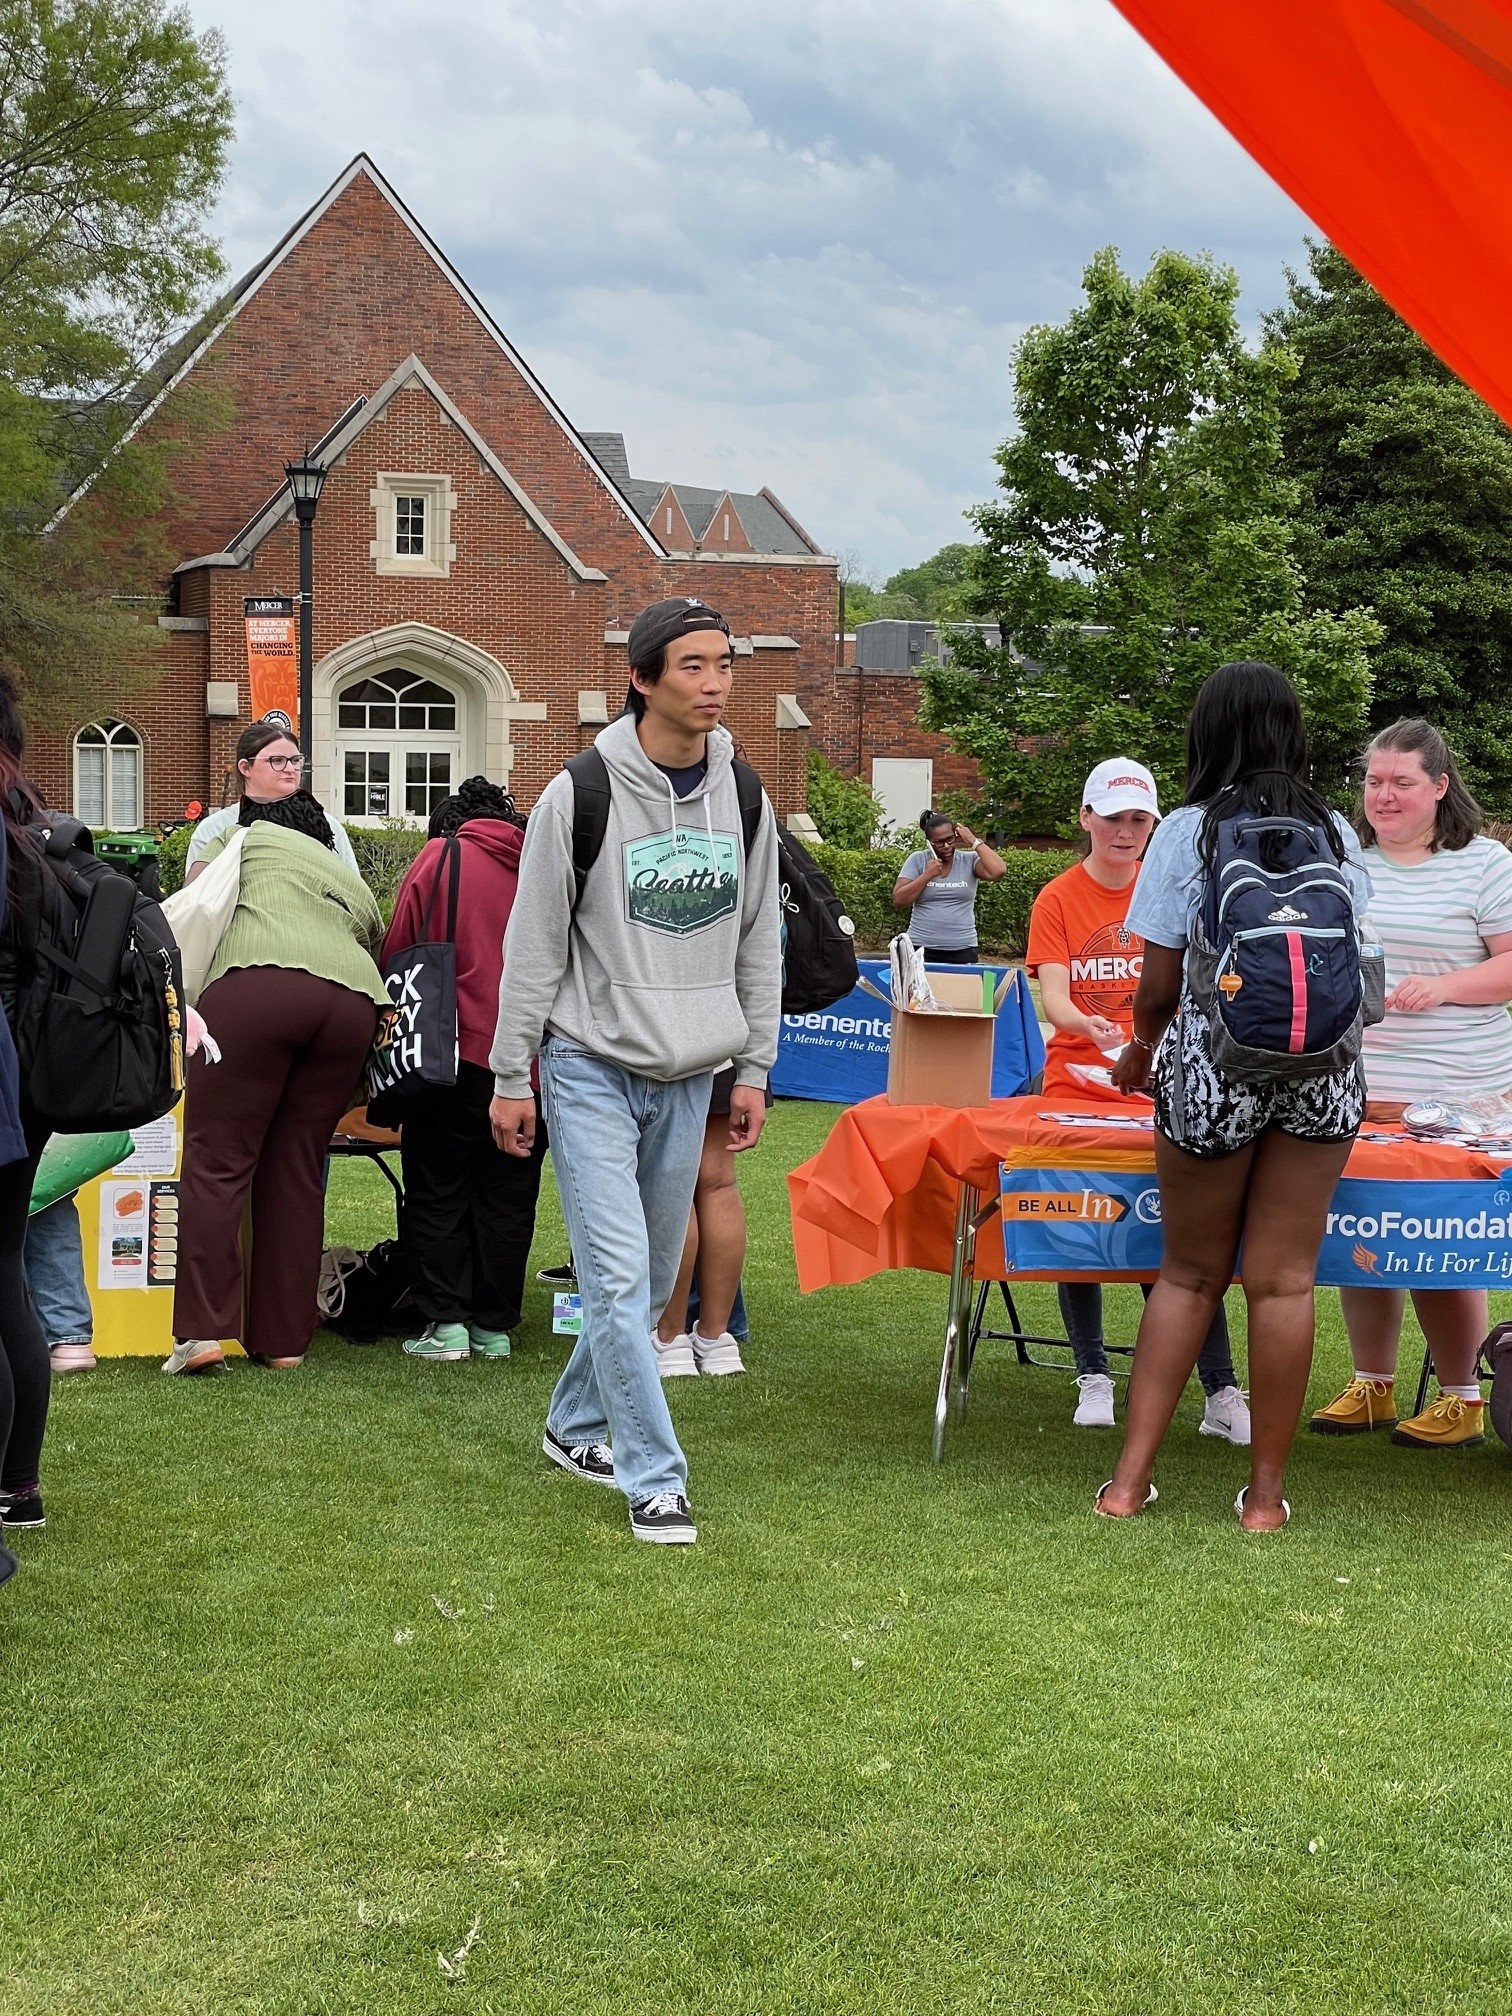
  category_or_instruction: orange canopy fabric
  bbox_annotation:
[787,1097,1512,1292]
[1108,0,1512,426]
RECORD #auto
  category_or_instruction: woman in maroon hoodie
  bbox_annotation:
[381,777,543,1361]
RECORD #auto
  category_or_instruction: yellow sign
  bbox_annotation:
[1003,1189,1128,1224]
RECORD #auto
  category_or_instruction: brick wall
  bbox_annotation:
[32,165,838,828]
[803,666,985,801]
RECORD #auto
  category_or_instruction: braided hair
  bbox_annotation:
[429,774,522,839]
[240,788,337,851]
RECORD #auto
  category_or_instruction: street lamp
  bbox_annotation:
[283,448,327,780]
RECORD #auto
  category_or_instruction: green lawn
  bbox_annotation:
[4,1100,1511,2015]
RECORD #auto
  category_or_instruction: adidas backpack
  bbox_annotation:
[564,748,859,1015]
[1185,812,1383,1082]
[15,816,186,1132]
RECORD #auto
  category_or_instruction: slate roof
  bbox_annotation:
[580,435,822,556]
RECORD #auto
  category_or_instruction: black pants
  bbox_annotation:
[918,945,979,964]
[1,1112,52,1495]
[400,1063,546,1330]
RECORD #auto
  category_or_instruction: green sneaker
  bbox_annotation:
[402,1322,469,1362]
[468,1324,512,1359]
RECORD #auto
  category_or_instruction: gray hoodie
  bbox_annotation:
[490,714,781,1097]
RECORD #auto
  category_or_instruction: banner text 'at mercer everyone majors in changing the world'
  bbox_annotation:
[1001,1164,1512,1287]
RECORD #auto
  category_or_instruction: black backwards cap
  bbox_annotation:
[626,597,732,671]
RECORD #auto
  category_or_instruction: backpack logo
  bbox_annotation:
[622,828,740,935]
[1267,902,1308,922]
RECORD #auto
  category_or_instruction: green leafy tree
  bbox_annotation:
[922,248,1377,837]
[1268,241,1512,811]
[805,747,883,849]
[0,0,232,715]
[879,543,975,619]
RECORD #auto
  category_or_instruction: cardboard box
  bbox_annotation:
[887,969,997,1108]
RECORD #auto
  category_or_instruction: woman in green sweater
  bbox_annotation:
[165,793,387,1374]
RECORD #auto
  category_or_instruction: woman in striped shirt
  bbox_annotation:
[1312,720,1512,1448]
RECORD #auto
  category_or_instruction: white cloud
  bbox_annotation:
[187,0,1308,575]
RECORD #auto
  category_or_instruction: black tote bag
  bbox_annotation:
[365,836,461,1124]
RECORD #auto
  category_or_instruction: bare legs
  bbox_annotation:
[1340,1285,1485,1389]
[1101,1128,1355,1530]
[656,1111,746,1342]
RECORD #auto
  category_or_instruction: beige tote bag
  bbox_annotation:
[161,826,248,1006]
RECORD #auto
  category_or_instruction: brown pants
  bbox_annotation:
[174,967,378,1359]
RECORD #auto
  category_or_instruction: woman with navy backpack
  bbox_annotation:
[1100,662,1374,1530]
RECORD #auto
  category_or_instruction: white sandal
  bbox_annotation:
[1094,1479,1158,1518]
[1234,1487,1290,1528]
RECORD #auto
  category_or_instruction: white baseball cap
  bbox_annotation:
[1082,758,1160,819]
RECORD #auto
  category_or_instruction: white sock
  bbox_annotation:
[1442,1382,1482,1401]
[1357,1371,1394,1386]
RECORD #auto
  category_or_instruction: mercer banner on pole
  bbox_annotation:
[1109,0,1512,430]
[243,597,297,732]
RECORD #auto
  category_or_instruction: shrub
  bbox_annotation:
[806,749,884,850]
[812,841,1077,957]
[154,815,426,918]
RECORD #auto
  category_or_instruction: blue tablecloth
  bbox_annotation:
[772,960,1045,1104]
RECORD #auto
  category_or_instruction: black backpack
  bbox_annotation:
[564,748,859,1015]
[15,816,186,1132]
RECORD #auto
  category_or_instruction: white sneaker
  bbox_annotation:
[653,1331,698,1379]
[161,1338,226,1376]
[691,1327,745,1376]
[1073,1373,1116,1428]
[1200,1386,1252,1445]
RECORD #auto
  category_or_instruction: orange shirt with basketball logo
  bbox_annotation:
[1026,861,1146,1104]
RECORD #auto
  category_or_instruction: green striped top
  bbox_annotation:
[197,822,389,1007]
[1361,835,1512,1100]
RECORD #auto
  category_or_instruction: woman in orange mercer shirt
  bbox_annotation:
[1025,760,1249,1441]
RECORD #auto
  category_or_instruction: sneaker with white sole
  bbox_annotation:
[0,1488,44,1530]
[1199,1386,1252,1445]
[1073,1373,1116,1427]
[629,1492,697,1544]
[653,1331,698,1379]
[49,1340,96,1374]
[536,1261,577,1286]
[403,1322,469,1362]
[162,1338,226,1375]
[691,1327,745,1376]
[541,1428,617,1487]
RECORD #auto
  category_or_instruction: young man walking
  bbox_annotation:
[490,598,780,1545]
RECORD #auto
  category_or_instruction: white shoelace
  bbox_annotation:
[572,1442,612,1466]
[640,1491,684,1517]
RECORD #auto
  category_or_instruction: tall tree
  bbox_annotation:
[0,0,232,716]
[1268,241,1512,811]
[922,248,1378,836]
[876,543,976,620]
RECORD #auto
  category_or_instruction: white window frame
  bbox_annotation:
[334,667,463,827]
[73,720,143,830]
[369,472,457,578]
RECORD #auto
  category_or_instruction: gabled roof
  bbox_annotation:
[613,474,823,557]
[174,356,607,583]
[53,156,664,554]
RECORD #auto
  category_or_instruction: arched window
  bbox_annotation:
[335,669,460,823]
[74,721,142,830]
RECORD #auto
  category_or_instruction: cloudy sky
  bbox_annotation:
[187,0,1309,578]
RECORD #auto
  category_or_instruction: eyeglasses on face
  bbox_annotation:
[259,753,302,772]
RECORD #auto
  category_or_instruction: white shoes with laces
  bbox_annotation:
[1200,1386,1252,1446]
[1073,1373,1116,1428]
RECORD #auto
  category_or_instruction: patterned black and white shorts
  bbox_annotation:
[1152,1002,1364,1159]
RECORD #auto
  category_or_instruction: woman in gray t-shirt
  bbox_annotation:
[892,809,1006,958]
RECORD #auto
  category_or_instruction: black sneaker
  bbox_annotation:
[0,1489,43,1529]
[0,1542,15,1588]
[541,1428,616,1488]
[629,1492,697,1545]
[536,1261,577,1286]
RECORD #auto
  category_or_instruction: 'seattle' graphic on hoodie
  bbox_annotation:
[490,715,781,1096]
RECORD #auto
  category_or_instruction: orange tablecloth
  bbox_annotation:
[788,1096,1512,1292]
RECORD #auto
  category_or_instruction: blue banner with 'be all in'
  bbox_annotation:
[1001,1163,1512,1288]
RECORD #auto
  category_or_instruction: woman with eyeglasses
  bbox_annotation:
[184,722,359,884]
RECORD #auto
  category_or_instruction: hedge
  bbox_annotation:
[155,816,426,919]
[811,842,1077,957]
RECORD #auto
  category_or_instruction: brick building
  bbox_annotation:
[37,156,837,829]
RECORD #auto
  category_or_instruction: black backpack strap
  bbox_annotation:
[732,757,764,857]
[418,834,463,943]
[565,746,612,905]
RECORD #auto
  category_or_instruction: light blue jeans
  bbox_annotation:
[540,1039,712,1506]
[24,1195,93,1346]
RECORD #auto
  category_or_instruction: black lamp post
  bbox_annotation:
[283,449,327,780]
